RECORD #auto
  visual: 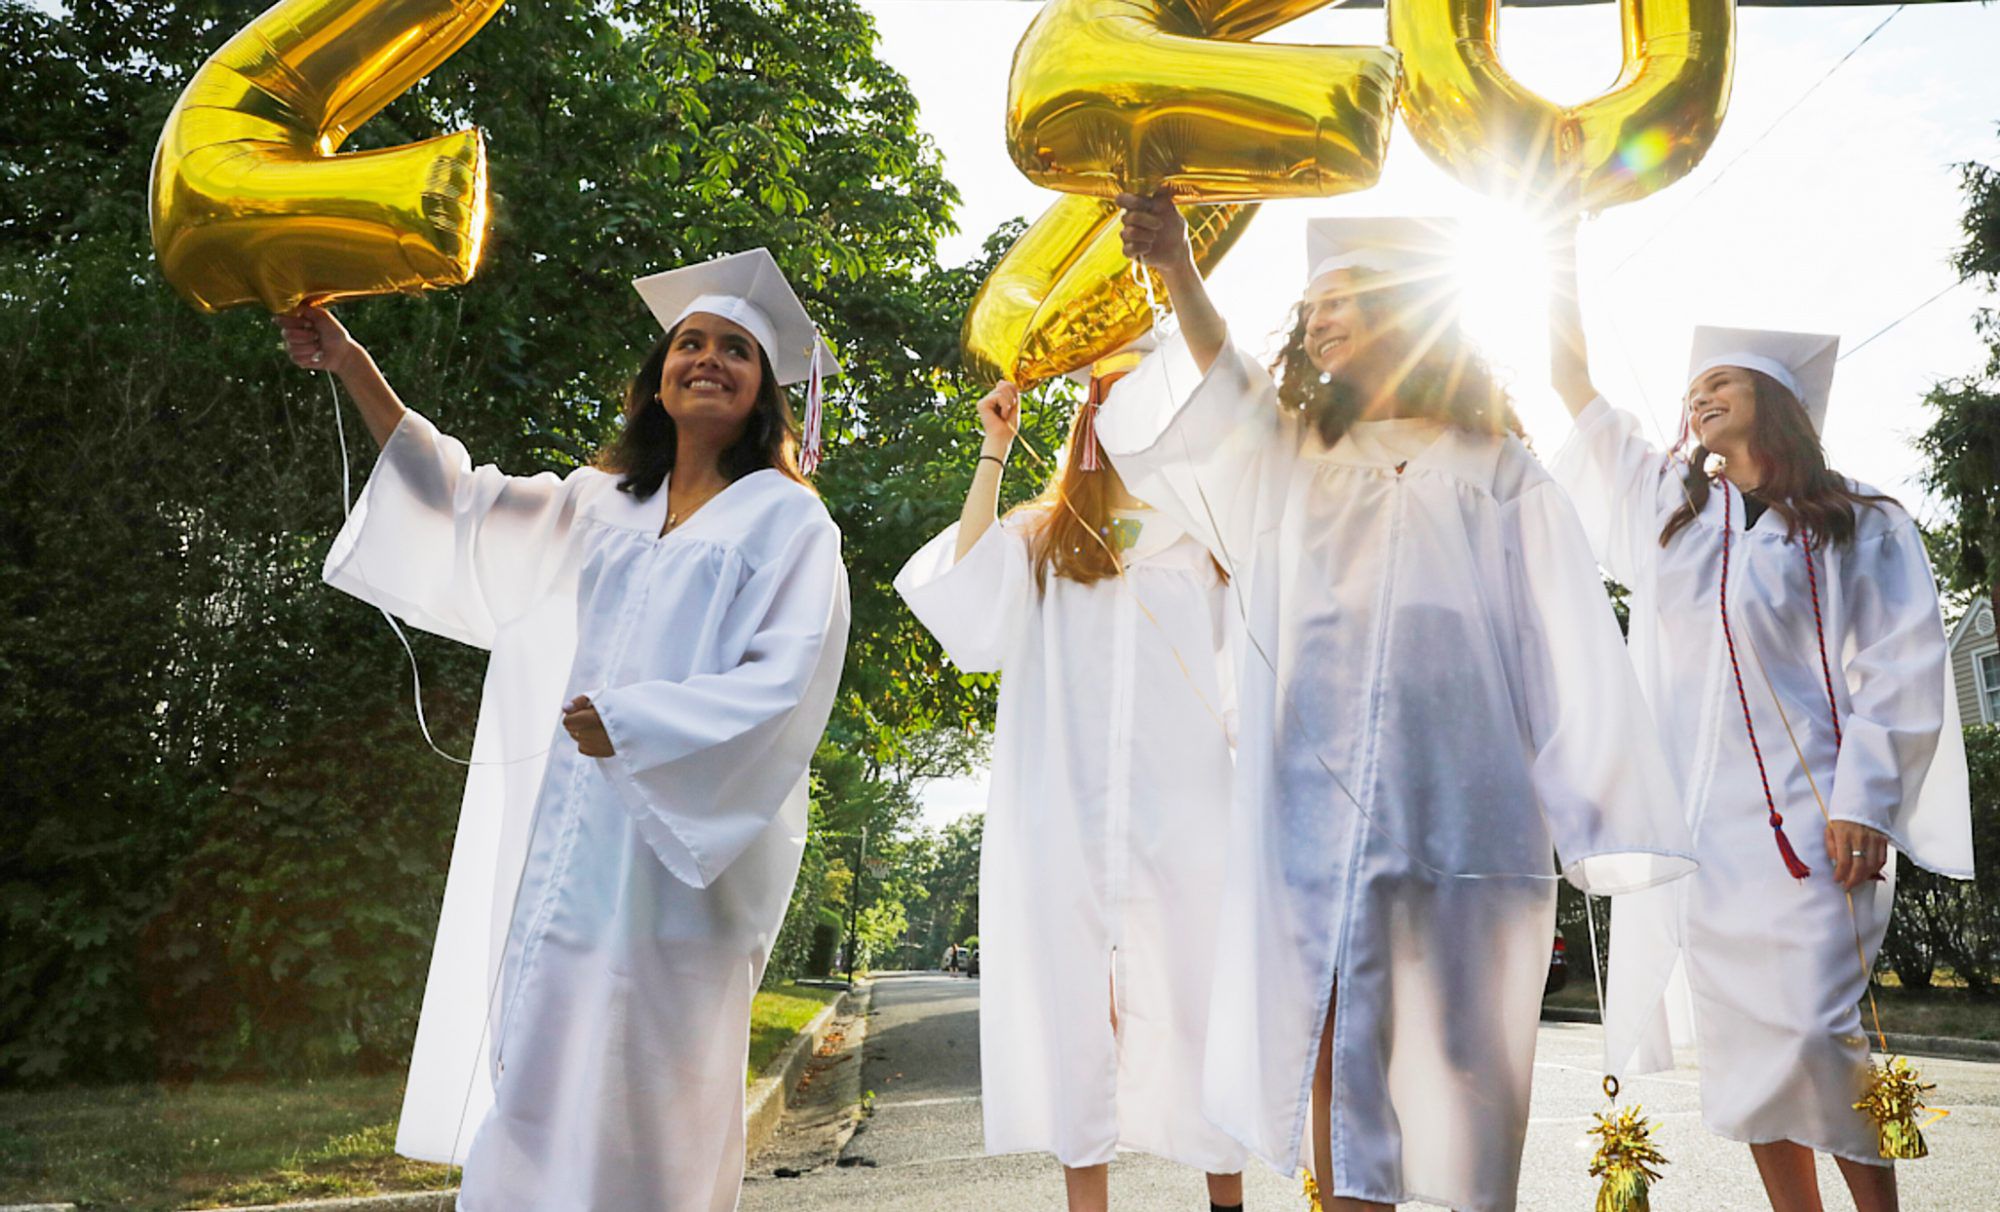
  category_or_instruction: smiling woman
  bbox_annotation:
[277,247,854,1212]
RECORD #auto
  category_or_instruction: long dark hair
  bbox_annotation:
[1265,277,1522,449]
[1659,369,1892,548]
[596,323,811,500]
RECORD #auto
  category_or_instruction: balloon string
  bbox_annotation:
[326,373,550,770]
[1117,259,1562,884]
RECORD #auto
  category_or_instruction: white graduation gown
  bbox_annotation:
[894,507,1248,1173]
[1552,397,1974,1163]
[322,410,851,1212]
[1096,334,1695,1211]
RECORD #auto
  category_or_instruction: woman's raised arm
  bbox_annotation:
[275,305,406,447]
[1118,190,1225,375]
[954,381,1021,562]
[1548,224,1601,419]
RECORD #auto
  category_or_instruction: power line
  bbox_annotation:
[1608,5,1907,276]
[1840,280,1968,360]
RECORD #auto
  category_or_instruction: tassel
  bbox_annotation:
[1587,1104,1668,1212]
[1854,1055,1940,1160]
[1078,377,1105,472]
[1300,1168,1324,1212]
[799,339,825,476]
[1770,815,1813,880]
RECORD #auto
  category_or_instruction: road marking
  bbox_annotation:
[871,1095,982,1110]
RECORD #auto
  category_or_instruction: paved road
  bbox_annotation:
[742,973,2000,1210]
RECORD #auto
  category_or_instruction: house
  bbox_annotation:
[1948,597,2000,725]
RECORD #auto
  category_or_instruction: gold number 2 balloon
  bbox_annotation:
[149,0,502,314]
[970,0,1399,384]
[962,196,1257,387]
[1389,0,1733,212]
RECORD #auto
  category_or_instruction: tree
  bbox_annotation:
[0,0,1002,1080]
[1916,135,2000,621]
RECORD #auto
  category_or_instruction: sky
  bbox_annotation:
[861,0,2000,829]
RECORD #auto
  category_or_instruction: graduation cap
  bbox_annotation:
[632,248,841,472]
[1686,326,1840,436]
[1305,217,1460,292]
[1063,334,1157,472]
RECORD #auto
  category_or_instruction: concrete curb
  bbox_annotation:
[178,1196,452,1212]
[745,983,864,1160]
[0,1203,80,1211]
[1541,1006,2000,1063]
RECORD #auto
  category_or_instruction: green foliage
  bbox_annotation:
[0,0,998,1081]
[1917,135,2000,615]
[1881,725,2000,994]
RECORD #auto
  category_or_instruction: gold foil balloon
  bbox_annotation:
[150,0,501,314]
[961,196,1256,387]
[1389,0,1733,212]
[1006,0,1400,202]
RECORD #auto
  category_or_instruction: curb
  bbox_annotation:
[1540,1006,2000,1063]
[1,1204,80,1211]
[177,1196,452,1212]
[744,983,864,1159]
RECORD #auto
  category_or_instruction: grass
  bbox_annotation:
[0,983,846,1210]
[1544,977,2000,1041]
[746,981,843,1086]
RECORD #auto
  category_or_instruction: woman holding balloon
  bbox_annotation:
[1548,245,1974,1212]
[1101,193,1695,1212]
[275,249,850,1212]
[895,365,1249,1212]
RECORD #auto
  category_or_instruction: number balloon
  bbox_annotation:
[1389,0,1734,212]
[962,196,1257,387]
[149,0,502,314]
[1006,0,1400,202]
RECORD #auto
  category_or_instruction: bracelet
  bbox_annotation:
[978,453,1007,468]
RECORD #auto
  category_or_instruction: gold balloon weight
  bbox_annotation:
[1587,1082,1668,1212]
[1854,1054,1942,1161]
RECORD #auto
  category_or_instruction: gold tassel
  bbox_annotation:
[1588,1103,1668,1212]
[1301,1168,1324,1212]
[1853,1055,1937,1160]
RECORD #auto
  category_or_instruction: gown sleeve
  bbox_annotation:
[1548,397,1681,588]
[1826,514,1976,877]
[590,517,851,889]
[892,514,1040,674]
[1508,479,1698,895]
[322,410,590,649]
[1093,329,1291,567]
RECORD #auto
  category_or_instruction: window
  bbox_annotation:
[1979,650,2000,724]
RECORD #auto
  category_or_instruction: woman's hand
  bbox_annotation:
[1825,820,1890,890]
[563,695,615,758]
[274,305,362,376]
[1117,189,1193,277]
[976,382,1020,455]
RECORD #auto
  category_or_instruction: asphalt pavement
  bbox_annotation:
[741,973,2000,1211]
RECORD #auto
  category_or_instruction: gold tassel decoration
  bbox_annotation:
[1301,1168,1325,1212]
[1853,1055,1938,1160]
[1587,1103,1669,1212]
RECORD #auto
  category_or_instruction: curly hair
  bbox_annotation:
[1265,277,1522,449]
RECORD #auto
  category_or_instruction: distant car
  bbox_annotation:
[1544,935,1569,997]
[965,948,980,978]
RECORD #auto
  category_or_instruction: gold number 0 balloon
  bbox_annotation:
[1389,0,1734,212]
[971,0,1400,384]
[149,0,502,314]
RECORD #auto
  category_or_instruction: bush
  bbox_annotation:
[1880,724,2000,994]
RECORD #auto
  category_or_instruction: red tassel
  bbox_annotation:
[1078,376,1105,472]
[1772,819,1813,880]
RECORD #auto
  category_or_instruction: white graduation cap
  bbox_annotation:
[1063,335,1158,472]
[1063,332,1158,387]
[1305,217,1459,291]
[632,248,840,471]
[1686,326,1840,435]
